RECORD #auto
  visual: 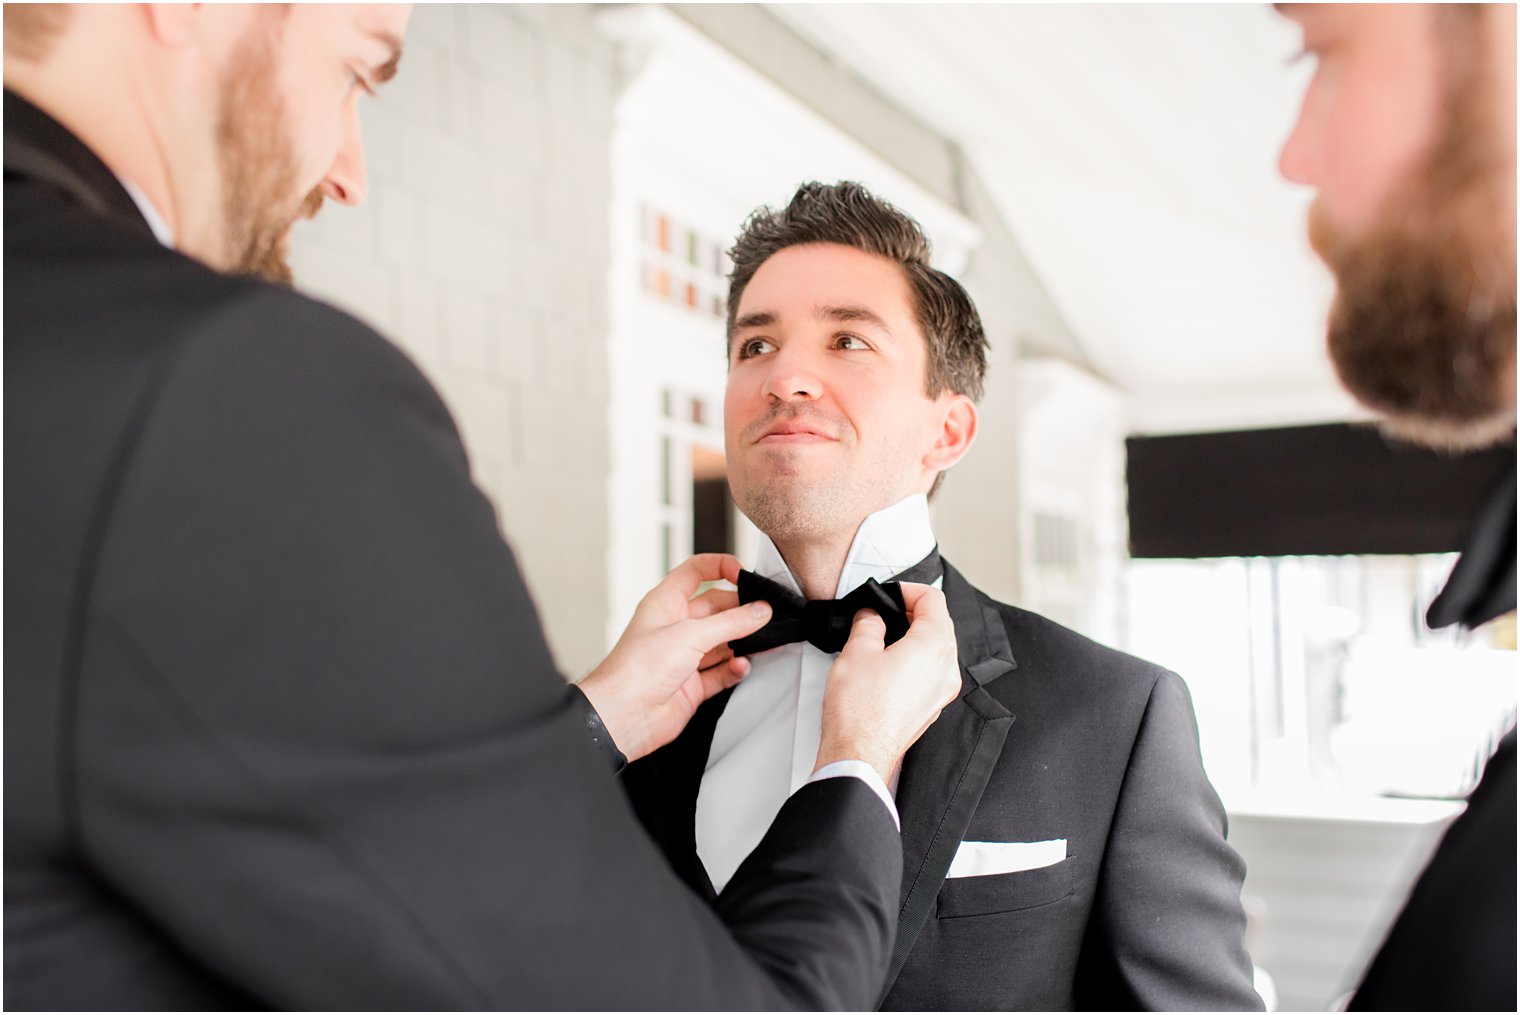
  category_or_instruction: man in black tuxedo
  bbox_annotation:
[3,6,965,1009]
[623,182,1264,1011]
[1275,6,1516,1009]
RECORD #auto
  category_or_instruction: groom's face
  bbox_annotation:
[724,243,952,545]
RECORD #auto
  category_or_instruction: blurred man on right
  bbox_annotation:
[1276,5,1515,1010]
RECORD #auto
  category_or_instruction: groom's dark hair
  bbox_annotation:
[725,180,988,404]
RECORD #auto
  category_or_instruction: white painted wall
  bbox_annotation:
[290,4,617,677]
[1009,358,1129,642]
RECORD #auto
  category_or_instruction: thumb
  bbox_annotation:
[899,586,951,637]
[682,599,772,654]
[898,582,945,617]
[841,609,888,655]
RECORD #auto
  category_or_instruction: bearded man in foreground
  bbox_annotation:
[1277,5,1515,1009]
[3,5,963,1008]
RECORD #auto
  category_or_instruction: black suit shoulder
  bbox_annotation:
[7,184,454,486]
[932,573,1261,1011]
[135,273,468,482]
[1350,728,1517,1011]
[979,590,1178,709]
[77,274,563,775]
[8,173,251,327]
[8,171,430,389]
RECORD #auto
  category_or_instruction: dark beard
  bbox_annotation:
[1314,203,1516,449]
[1312,16,1516,450]
[214,17,307,285]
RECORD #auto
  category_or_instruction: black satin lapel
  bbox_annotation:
[881,686,1013,1003]
[620,686,734,903]
[942,561,1017,687]
[1427,458,1517,629]
[878,562,1017,1004]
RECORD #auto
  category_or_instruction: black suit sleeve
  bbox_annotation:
[73,291,900,1009]
[1349,728,1517,1011]
[1083,670,1264,1011]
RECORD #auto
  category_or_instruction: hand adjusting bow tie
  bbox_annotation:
[728,548,942,657]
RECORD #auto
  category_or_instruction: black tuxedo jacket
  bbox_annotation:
[4,91,904,1010]
[1350,461,1517,1011]
[625,561,1264,1011]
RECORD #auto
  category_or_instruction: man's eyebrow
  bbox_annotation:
[819,304,892,333]
[734,310,775,330]
[369,32,403,84]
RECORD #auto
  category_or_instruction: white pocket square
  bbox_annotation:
[947,839,1067,879]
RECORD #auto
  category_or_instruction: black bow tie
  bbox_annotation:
[729,548,942,657]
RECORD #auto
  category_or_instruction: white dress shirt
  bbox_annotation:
[696,493,941,893]
[116,174,174,248]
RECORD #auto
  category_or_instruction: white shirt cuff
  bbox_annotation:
[805,760,900,830]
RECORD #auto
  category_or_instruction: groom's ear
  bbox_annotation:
[923,394,977,473]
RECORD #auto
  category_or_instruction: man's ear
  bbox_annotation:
[924,394,977,473]
[142,4,199,46]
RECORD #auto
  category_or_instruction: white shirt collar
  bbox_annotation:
[115,174,174,248]
[751,493,938,600]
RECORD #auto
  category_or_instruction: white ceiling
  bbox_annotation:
[769,3,1367,433]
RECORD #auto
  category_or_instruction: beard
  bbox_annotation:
[1310,19,1517,450]
[214,18,320,285]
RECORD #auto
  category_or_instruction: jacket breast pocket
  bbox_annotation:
[936,856,1074,918]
